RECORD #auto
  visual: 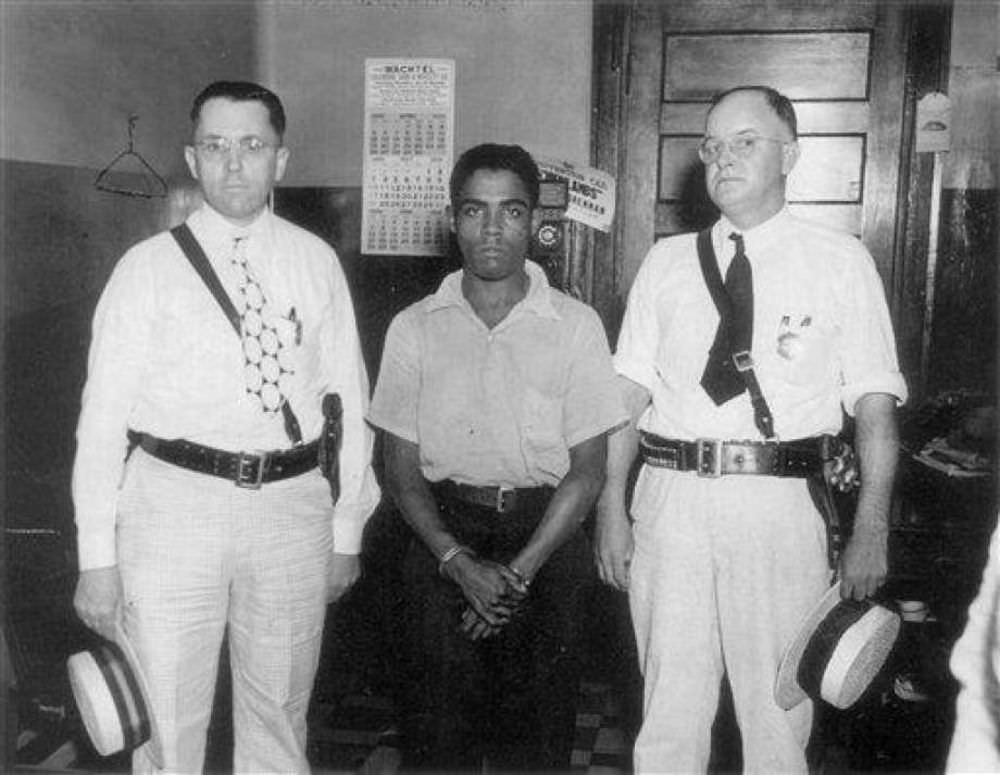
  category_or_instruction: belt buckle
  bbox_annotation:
[695,438,722,478]
[235,451,265,489]
[496,487,516,512]
[732,350,754,372]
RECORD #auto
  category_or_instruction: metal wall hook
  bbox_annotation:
[126,114,138,150]
[95,114,168,199]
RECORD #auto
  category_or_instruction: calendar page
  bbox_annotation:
[362,58,455,256]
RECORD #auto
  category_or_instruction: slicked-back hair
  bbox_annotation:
[190,81,287,139]
[449,144,540,209]
[709,85,798,139]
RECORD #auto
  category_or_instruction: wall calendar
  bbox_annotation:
[362,58,455,256]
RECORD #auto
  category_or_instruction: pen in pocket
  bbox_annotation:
[288,306,302,345]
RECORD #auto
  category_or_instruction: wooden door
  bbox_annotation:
[592,1,909,343]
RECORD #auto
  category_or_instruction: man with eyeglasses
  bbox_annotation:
[596,85,906,772]
[72,80,379,772]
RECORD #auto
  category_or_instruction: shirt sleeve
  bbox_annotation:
[833,242,908,414]
[72,248,155,570]
[319,250,380,554]
[563,308,629,447]
[946,523,1000,773]
[612,243,665,393]
[367,309,422,443]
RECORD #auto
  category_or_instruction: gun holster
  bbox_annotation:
[318,393,342,505]
[807,436,860,569]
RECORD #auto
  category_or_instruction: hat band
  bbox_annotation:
[796,598,869,701]
[819,606,893,704]
[94,642,151,750]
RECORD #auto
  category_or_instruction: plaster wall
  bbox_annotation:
[260,0,593,187]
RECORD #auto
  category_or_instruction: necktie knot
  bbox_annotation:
[724,233,751,300]
[729,232,745,258]
[231,234,249,267]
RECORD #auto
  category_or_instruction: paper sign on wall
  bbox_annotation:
[915,92,951,153]
[535,157,616,233]
[362,58,455,256]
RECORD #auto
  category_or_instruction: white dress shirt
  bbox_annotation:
[73,204,380,570]
[615,208,908,441]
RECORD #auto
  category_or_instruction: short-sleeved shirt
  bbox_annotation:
[369,261,627,488]
[614,208,907,441]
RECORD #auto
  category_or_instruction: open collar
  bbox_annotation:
[426,260,561,321]
[186,204,272,265]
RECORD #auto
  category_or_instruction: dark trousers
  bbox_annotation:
[400,484,592,772]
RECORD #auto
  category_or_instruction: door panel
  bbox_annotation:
[663,32,870,100]
[660,101,871,135]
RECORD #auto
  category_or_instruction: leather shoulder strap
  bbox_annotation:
[170,224,241,336]
[696,228,730,319]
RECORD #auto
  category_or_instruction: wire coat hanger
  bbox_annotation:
[94,114,168,198]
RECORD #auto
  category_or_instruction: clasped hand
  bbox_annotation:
[446,556,529,640]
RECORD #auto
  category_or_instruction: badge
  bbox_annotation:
[777,314,811,361]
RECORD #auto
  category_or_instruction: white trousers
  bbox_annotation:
[628,467,831,774]
[116,450,333,774]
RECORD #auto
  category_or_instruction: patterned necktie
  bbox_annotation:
[700,232,753,405]
[230,235,294,414]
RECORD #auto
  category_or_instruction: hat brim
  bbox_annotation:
[775,584,844,710]
[113,625,162,764]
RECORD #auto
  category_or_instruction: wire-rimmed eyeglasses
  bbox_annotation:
[697,133,790,165]
[192,136,278,159]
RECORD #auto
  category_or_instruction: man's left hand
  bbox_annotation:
[327,553,361,603]
[838,521,888,600]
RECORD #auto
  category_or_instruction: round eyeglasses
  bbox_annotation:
[697,134,789,165]
[193,136,278,159]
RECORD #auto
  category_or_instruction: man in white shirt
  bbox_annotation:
[596,86,907,772]
[72,81,380,773]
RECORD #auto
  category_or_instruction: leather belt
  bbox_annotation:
[431,480,553,514]
[128,431,319,489]
[639,432,839,478]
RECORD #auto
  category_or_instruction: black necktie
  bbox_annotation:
[701,232,753,405]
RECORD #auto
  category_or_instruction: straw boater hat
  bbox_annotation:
[775,583,901,711]
[67,624,161,762]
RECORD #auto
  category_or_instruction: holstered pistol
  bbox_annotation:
[808,436,861,569]
[318,393,342,505]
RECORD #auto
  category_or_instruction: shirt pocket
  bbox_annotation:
[520,386,568,480]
